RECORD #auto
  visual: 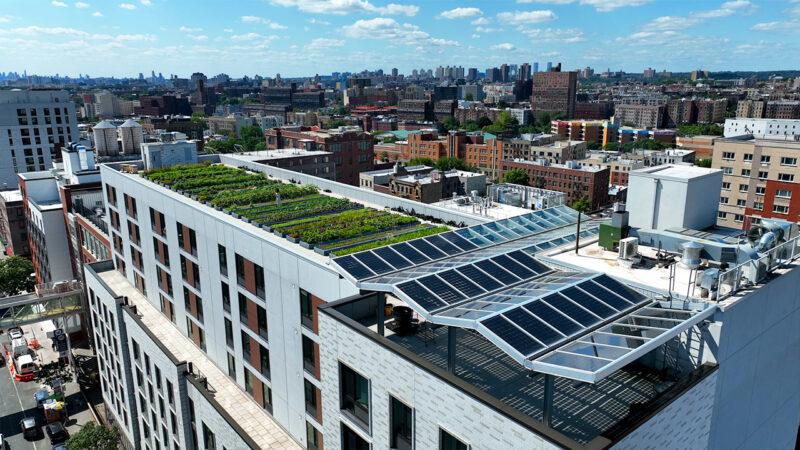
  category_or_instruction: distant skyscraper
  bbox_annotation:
[518,63,532,81]
[467,68,478,81]
[500,64,510,83]
[546,62,553,72]
[533,62,539,73]
[391,68,399,77]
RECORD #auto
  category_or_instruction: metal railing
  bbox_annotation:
[715,234,800,301]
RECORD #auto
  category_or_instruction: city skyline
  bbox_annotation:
[1,0,799,78]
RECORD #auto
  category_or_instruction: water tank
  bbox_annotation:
[119,119,143,155]
[680,241,703,269]
[92,120,118,156]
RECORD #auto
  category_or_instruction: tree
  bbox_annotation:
[66,422,120,450]
[464,93,474,101]
[0,256,35,297]
[407,157,436,167]
[696,158,712,168]
[603,142,620,152]
[677,123,723,137]
[503,168,529,186]
[440,116,459,132]
[570,196,591,213]
[586,141,602,150]
[463,120,481,132]
[476,116,493,128]
[483,111,519,137]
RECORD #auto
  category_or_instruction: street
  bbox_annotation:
[0,322,97,449]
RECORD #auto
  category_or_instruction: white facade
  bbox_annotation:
[141,141,198,170]
[0,90,79,188]
[627,164,723,231]
[724,118,800,141]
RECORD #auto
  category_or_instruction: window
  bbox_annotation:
[225,318,234,348]
[718,211,728,219]
[736,199,746,207]
[721,182,731,190]
[244,368,253,396]
[202,423,216,450]
[307,422,320,450]
[390,397,413,450]
[776,189,792,198]
[739,184,749,192]
[132,339,141,361]
[259,344,270,378]
[773,205,789,214]
[238,293,248,323]
[778,173,794,182]
[302,335,317,375]
[341,424,370,450]
[758,171,768,180]
[254,263,265,299]
[304,379,318,417]
[440,429,468,450]
[257,305,268,340]
[734,214,744,222]
[754,202,764,210]
[150,207,166,237]
[756,186,766,195]
[720,196,728,204]
[722,166,732,175]
[218,244,227,276]
[227,353,236,378]
[721,151,735,160]
[262,384,273,413]
[780,156,797,166]
[760,155,771,164]
[340,363,370,429]
[300,289,313,329]
[241,331,251,360]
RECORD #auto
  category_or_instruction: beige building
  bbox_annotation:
[712,137,800,228]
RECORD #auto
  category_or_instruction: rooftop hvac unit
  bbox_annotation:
[619,237,639,260]
[120,164,138,174]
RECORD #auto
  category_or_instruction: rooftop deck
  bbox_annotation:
[97,267,301,450]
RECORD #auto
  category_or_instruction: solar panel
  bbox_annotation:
[506,250,550,274]
[595,275,646,305]
[504,308,562,346]
[482,315,543,356]
[439,231,478,251]
[397,281,447,311]
[491,254,536,279]
[438,270,485,298]
[561,286,617,317]
[407,239,447,260]
[391,242,430,265]
[579,280,636,311]
[334,255,374,280]
[454,227,493,247]
[475,259,520,285]
[541,293,600,327]
[424,235,461,255]
[353,251,394,275]
[418,274,465,305]
[524,300,583,336]
[455,265,503,291]
[371,247,412,270]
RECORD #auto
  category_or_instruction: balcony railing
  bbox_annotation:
[716,234,800,301]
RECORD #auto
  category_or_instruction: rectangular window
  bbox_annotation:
[341,424,370,450]
[756,186,766,195]
[721,182,731,190]
[218,244,227,277]
[440,429,468,450]
[227,353,236,378]
[390,396,413,450]
[306,422,320,450]
[262,384,273,414]
[722,166,732,175]
[340,363,370,429]
[776,189,792,198]
[150,207,166,237]
[772,205,789,214]
[720,196,728,204]
[304,379,318,417]
[257,305,268,340]
[259,344,270,378]
[241,331,251,361]
[739,184,749,192]
[235,254,246,287]
[780,156,797,166]
[202,423,216,450]
[244,368,253,396]
[221,281,231,313]
[758,171,768,180]
[225,318,234,348]
[302,336,316,375]
[718,211,727,219]
[238,293,248,323]
[742,153,753,162]
[254,263,265,299]
[741,169,750,176]
[754,202,764,210]
[721,151,735,160]
[761,155,771,164]
[736,199,746,207]
[778,173,794,182]
[300,289,313,329]
[734,214,744,222]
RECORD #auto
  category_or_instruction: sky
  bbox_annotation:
[0,0,798,78]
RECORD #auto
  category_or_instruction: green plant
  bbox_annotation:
[66,422,120,450]
[503,168,529,186]
[333,225,449,255]
[0,256,35,296]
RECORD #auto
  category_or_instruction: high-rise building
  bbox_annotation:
[613,104,665,129]
[643,68,656,79]
[546,61,552,71]
[0,189,27,256]
[391,68,399,77]
[533,62,539,73]
[467,68,478,81]
[0,90,79,188]
[518,63,532,81]
[500,64,510,83]
[531,66,577,119]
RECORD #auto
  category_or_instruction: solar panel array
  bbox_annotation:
[477,274,649,360]
[333,205,579,282]
[395,250,552,312]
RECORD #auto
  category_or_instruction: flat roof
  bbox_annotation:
[97,268,301,449]
[0,189,23,203]
[630,164,720,180]
[231,149,332,161]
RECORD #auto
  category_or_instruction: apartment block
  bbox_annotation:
[0,90,79,188]
[84,156,800,450]
[0,189,28,256]
[531,68,577,119]
[724,118,800,140]
[613,104,665,129]
[713,137,800,228]
[500,160,610,209]
[677,134,719,159]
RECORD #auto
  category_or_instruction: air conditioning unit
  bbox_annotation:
[619,237,639,260]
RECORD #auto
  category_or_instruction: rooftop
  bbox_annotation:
[0,189,23,203]
[231,149,333,162]
[95,266,301,450]
[631,164,721,181]
[137,163,447,256]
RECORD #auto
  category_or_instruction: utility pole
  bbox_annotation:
[575,210,581,254]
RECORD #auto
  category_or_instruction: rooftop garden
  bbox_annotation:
[141,163,447,256]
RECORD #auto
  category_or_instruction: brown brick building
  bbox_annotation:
[500,160,610,209]
[531,66,577,119]
[265,126,374,185]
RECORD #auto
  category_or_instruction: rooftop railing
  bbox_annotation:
[715,234,800,301]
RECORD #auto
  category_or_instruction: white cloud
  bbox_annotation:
[342,17,456,46]
[643,1,753,32]
[519,27,585,43]
[52,1,68,6]
[492,42,515,50]
[140,0,152,5]
[695,0,752,19]
[496,10,556,25]
[471,17,490,25]
[0,15,12,23]
[115,33,157,41]
[179,26,203,33]
[475,26,501,33]
[271,0,419,16]
[439,7,482,19]
[307,18,332,25]
[579,0,650,12]
[187,34,208,41]
[91,11,102,16]
[230,33,279,44]
[119,3,136,10]
[74,2,90,8]
[751,20,799,30]
[240,15,288,30]
[223,28,233,33]
[306,37,345,50]
[517,0,573,3]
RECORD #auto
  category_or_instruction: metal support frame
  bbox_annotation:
[376,293,386,337]
[447,326,457,374]
[543,374,554,427]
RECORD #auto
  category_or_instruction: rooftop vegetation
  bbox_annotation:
[141,163,446,255]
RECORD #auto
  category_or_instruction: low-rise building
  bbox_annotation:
[0,189,27,256]
[500,159,610,209]
[724,118,800,140]
[677,134,719,159]
[230,149,335,180]
[361,164,486,204]
[613,104,665,129]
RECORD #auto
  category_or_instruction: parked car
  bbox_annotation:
[20,417,41,439]
[46,422,69,444]
[8,327,24,340]
[52,445,68,450]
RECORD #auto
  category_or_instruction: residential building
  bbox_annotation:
[360,164,486,203]
[531,66,577,119]
[141,139,198,170]
[735,99,800,120]
[85,156,800,450]
[724,118,800,140]
[134,95,192,116]
[551,120,606,144]
[454,104,503,124]
[265,125,374,185]
[397,99,431,122]
[433,100,456,123]
[227,149,335,180]
[677,134,719,159]
[0,90,79,188]
[713,137,800,228]
[500,160,610,209]
[573,101,613,120]
[576,154,645,187]
[482,84,515,105]
[464,138,503,180]
[501,134,557,160]
[0,189,28,256]
[613,104,665,129]
[207,114,252,137]
[736,99,767,118]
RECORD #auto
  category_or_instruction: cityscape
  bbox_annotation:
[0,1,799,450]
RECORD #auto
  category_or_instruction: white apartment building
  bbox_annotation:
[84,156,800,450]
[724,118,800,141]
[0,90,79,188]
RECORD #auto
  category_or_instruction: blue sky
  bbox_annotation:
[0,0,798,78]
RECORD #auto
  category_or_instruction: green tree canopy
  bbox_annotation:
[696,158,712,168]
[503,168,529,186]
[677,123,723,137]
[570,196,591,213]
[66,422,120,450]
[0,256,35,297]
[440,116,460,131]
[476,116,493,128]
[483,111,519,137]
[407,157,436,167]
